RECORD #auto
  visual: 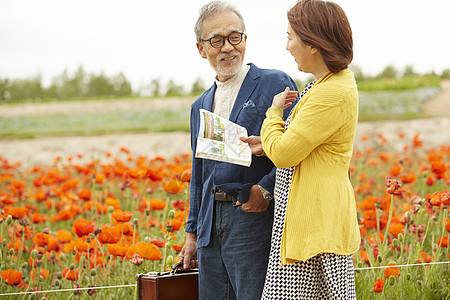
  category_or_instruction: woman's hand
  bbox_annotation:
[272,87,298,110]
[240,136,263,155]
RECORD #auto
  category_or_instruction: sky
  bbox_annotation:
[1,0,449,92]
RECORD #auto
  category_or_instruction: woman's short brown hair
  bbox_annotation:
[288,0,353,73]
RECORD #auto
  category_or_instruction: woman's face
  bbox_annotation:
[286,23,312,73]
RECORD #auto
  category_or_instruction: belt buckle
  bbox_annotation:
[214,189,232,202]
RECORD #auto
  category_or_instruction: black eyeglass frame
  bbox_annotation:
[201,31,244,48]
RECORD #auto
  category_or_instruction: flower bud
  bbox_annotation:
[8,248,15,255]
[145,210,151,216]
[166,225,173,233]
[168,210,175,219]
[59,253,65,261]
[392,239,399,248]
[36,260,42,267]
[21,262,28,269]
[406,274,411,280]
[54,279,60,286]
[144,236,150,243]
[133,218,139,225]
[389,276,395,286]
[57,272,63,279]
[90,268,97,276]
[417,280,422,286]
[108,206,114,213]
[377,255,383,264]
[403,211,412,224]
[31,249,38,259]
[69,263,75,270]
[166,255,174,267]
[6,215,13,225]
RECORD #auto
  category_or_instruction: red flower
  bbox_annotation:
[1,269,23,285]
[373,278,385,293]
[437,235,448,248]
[384,263,400,278]
[125,242,163,261]
[72,218,95,237]
[163,178,186,194]
[62,267,79,281]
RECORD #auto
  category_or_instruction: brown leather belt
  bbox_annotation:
[213,188,234,202]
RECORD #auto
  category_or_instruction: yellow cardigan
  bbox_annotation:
[261,69,361,264]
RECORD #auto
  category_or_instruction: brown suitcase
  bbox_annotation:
[137,262,198,300]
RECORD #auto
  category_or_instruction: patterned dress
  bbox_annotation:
[262,82,357,300]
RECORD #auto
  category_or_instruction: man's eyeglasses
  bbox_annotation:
[202,32,244,48]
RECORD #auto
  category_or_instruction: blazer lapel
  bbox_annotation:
[229,64,259,122]
[202,84,216,111]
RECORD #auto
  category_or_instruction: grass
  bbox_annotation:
[0,110,190,139]
[0,85,442,139]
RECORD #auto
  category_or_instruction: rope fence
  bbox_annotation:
[0,261,448,296]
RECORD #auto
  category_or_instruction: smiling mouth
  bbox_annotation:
[221,56,236,61]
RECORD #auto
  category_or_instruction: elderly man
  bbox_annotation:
[179,1,298,299]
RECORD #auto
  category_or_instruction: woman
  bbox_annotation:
[258,0,360,298]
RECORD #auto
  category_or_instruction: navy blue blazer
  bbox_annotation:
[186,63,298,248]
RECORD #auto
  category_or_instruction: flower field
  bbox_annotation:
[0,133,449,299]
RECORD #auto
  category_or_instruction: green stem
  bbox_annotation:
[383,194,395,248]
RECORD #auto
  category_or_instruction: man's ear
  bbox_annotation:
[196,42,207,59]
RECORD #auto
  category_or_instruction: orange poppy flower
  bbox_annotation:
[29,268,50,282]
[418,251,432,263]
[115,222,135,236]
[425,174,435,186]
[168,218,183,231]
[33,189,47,202]
[98,226,121,244]
[163,178,186,194]
[63,240,75,253]
[437,235,448,248]
[47,236,60,252]
[172,243,184,252]
[1,269,23,285]
[31,212,46,223]
[373,278,385,293]
[171,199,186,211]
[105,197,121,209]
[56,229,74,243]
[147,168,164,182]
[384,263,400,278]
[94,173,106,184]
[149,198,167,211]
[77,188,92,201]
[388,223,404,237]
[33,232,51,247]
[62,267,79,281]
[151,239,166,248]
[72,218,95,237]
[180,169,191,183]
[107,243,128,258]
[399,172,417,184]
[125,242,162,261]
[111,209,133,223]
[3,206,29,219]
[74,236,98,252]
[61,178,79,192]
[446,219,450,233]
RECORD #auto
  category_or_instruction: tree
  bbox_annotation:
[377,65,398,79]
[165,79,185,97]
[403,65,417,77]
[191,78,206,95]
[150,78,161,97]
[111,72,132,97]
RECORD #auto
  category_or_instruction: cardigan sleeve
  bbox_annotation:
[261,87,345,168]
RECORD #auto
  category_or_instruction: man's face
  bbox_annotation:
[196,11,247,82]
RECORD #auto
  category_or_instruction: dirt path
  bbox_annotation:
[1,83,449,167]
[423,79,450,117]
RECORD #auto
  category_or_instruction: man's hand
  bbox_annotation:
[179,232,198,270]
[235,185,270,212]
[272,87,298,110]
[240,136,263,155]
